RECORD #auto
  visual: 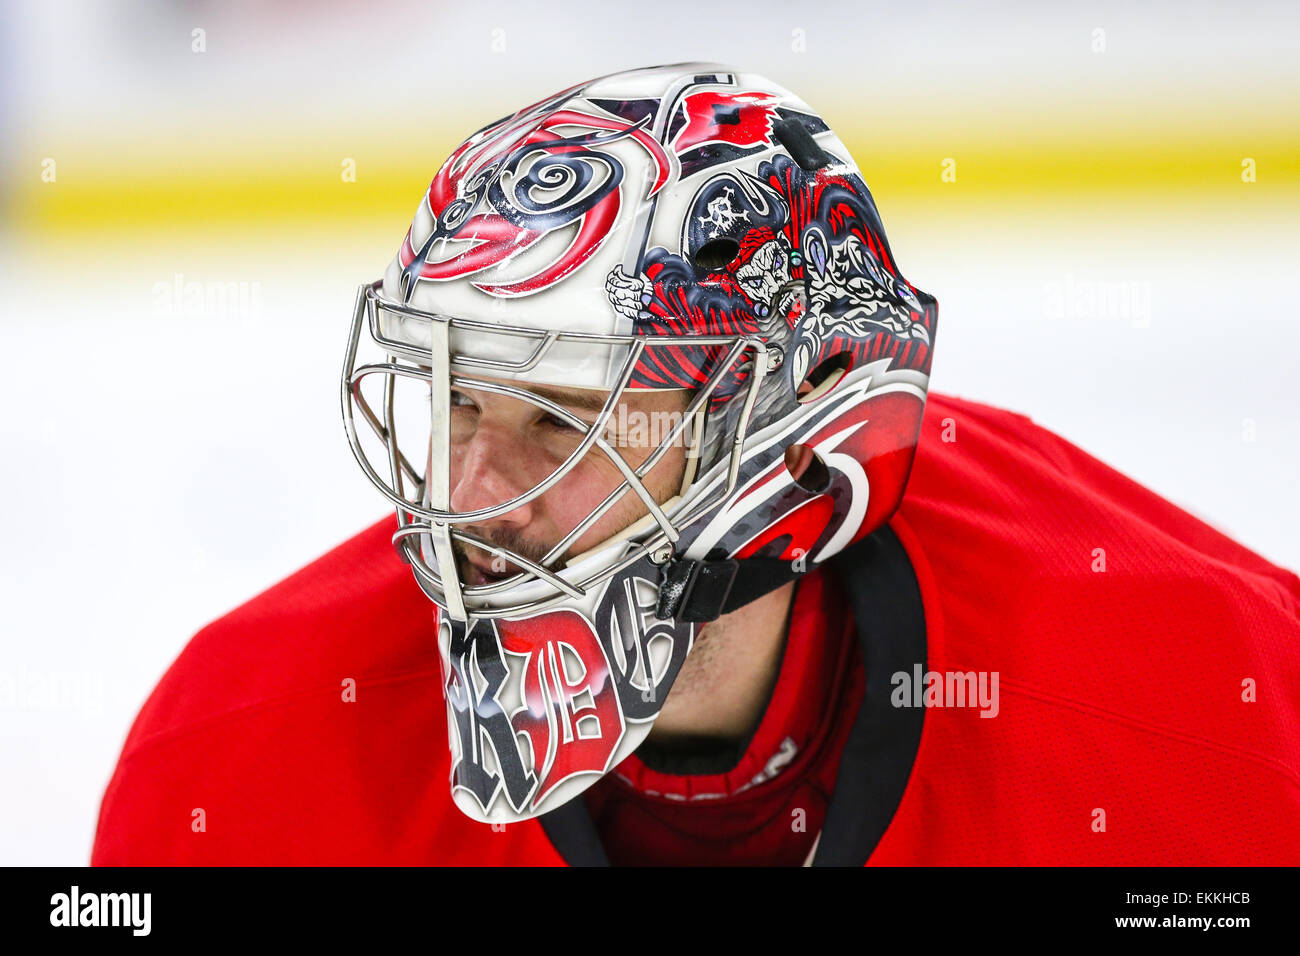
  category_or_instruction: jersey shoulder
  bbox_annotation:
[121,513,433,755]
[894,392,1300,767]
[878,393,1300,863]
[92,514,443,864]
[905,390,1300,602]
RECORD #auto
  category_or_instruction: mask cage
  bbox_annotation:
[341,281,771,621]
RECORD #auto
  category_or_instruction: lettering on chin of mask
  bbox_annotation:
[437,567,695,819]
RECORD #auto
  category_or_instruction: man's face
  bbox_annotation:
[445,378,692,587]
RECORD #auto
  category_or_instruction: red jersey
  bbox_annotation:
[583,564,865,866]
[91,393,1300,865]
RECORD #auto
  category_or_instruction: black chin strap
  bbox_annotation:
[655,556,806,622]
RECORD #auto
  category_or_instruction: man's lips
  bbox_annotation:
[459,555,520,587]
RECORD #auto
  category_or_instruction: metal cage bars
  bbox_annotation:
[341,281,770,620]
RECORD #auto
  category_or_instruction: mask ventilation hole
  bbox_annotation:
[693,237,740,271]
[785,444,831,493]
[796,351,852,404]
[773,119,834,171]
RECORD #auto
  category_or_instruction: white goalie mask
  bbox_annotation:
[341,62,938,823]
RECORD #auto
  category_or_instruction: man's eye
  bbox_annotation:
[541,412,584,431]
[450,390,478,410]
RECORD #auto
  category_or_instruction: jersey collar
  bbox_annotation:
[538,521,928,866]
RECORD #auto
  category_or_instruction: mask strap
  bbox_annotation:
[655,556,804,622]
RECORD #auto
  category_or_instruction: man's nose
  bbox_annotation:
[446,423,537,526]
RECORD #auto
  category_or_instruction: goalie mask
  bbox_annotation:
[341,62,938,824]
